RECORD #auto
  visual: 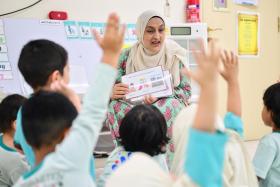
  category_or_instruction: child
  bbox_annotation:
[13,13,125,187]
[0,94,29,186]
[106,40,229,187]
[253,82,280,186]
[171,50,258,186]
[14,38,72,165]
[13,36,97,178]
[97,104,169,187]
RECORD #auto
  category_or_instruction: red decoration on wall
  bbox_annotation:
[48,11,68,20]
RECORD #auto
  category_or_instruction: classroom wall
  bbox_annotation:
[201,0,280,140]
[1,0,280,140]
[0,0,185,22]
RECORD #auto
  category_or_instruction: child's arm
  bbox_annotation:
[183,40,220,132]
[220,50,243,136]
[182,40,228,187]
[220,50,241,117]
[51,13,125,169]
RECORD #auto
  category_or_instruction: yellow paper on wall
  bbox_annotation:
[238,12,259,56]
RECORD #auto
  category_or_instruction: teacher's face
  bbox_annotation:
[143,17,165,54]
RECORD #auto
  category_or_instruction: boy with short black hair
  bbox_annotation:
[22,91,78,153]
[0,94,29,186]
[253,82,280,186]
[14,39,72,167]
[18,39,69,91]
[13,13,125,187]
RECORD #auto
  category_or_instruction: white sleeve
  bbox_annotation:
[52,63,117,171]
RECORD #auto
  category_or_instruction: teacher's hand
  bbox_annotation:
[143,95,158,105]
[111,83,129,100]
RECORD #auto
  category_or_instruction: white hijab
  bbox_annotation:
[171,104,258,187]
[126,10,186,87]
[105,153,197,187]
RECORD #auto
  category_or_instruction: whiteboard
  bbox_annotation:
[0,18,105,95]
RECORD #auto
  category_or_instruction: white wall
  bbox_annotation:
[0,0,185,23]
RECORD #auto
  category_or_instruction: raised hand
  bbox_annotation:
[92,13,126,68]
[220,50,241,117]
[182,39,221,88]
[220,50,239,84]
[182,39,221,132]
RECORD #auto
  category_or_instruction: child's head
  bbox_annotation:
[18,39,69,90]
[262,82,280,129]
[0,94,27,134]
[119,104,169,156]
[22,91,77,150]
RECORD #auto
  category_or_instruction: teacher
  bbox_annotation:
[106,10,191,159]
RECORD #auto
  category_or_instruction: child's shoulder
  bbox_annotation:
[0,147,29,172]
[0,136,20,159]
[260,132,280,148]
[107,146,132,171]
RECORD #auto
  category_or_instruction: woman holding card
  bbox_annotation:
[106,10,191,162]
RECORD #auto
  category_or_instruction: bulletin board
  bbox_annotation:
[0,18,137,95]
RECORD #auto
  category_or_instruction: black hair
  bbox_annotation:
[0,94,27,133]
[18,39,68,89]
[119,104,169,156]
[22,91,78,149]
[263,82,280,128]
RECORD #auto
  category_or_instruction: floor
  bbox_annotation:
[94,140,260,179]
